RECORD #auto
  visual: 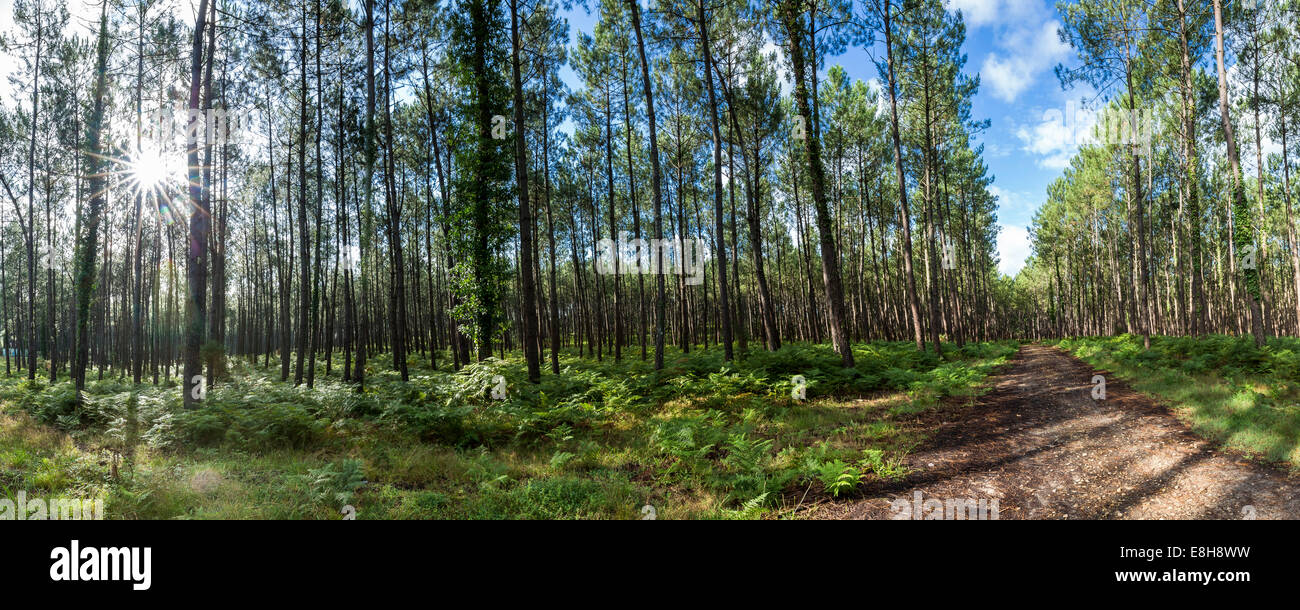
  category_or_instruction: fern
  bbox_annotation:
[307,458,368,506]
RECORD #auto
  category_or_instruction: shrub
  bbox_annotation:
[379,401,473,445]
[175,401,325,450]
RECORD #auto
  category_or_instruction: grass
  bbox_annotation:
[1054,334,1300,469]
[0,340,1017,520]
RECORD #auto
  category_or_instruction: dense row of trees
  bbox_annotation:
[0,0,1145,408]
[1018,0,1300,347]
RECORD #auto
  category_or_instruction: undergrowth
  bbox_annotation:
[0,340,1016,519]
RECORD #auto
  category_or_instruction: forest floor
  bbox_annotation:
[7,337,1299,519]
[811,344,1300,520]
[0,341,1019,519]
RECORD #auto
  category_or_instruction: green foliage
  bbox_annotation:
[201,341,228,382]
[468,476,643,520]
[860,448,909,480]
[26,383,79,428]
[178,402,326,450]
[445,0,514,350]
[718,433,787,504]
[812,459,860,497]
[719,493,771,520]
[802,444,910,497]
[0,339,1014,518]
[1059,334,1277,379]
[380,400,474,445]
[651,411,727,463]
[306,459,367,506]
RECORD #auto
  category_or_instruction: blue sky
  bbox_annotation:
[559,0,1093,277]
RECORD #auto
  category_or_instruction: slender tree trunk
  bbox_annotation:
[183,0,212,409]
[1177,0,1206,336]
[1213,0,1265,347]
[356,0,376,387]
[780,0,853,367]
[509,0,540,382]
[880,0,924,352]
[697,0,733,361]
[72,3,112,394]
[382,0,408,381]
[627,0,667,370]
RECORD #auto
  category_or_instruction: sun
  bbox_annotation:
[128,142,181,193]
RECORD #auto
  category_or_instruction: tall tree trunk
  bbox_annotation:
[1213,0,1265,347]
[627,0,667,371]
[382,0,409,381]
[295,5,310,385]
[308,0,324,387]
[71,3,112,394]
[356,0,376,387]
[880,0,924,352]
[24,3,42,381]
[1280,93,1300,334]
[1177,0,1206,336]
[542,59,561,375]
[697,0,733,361]
[509,0,541,382]
[183,0,212,409]
[603,83,622,362]
[780,0,853,367]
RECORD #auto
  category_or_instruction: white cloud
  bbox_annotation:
[981,19,1070,103]
[982,55,1029,103]
[997,224,1031,276]
[1014,110,1076,170]
[988,185,1031,213]
[946,0,1041,29]
[1013,97,1114,170]
[947,0,1000,28]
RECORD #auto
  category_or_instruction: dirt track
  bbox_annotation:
[815,344,1300,520]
